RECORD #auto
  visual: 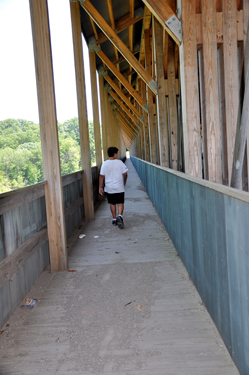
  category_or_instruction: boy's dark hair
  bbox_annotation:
[108,147,119,157]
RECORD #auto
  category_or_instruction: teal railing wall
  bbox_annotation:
[131,156,249,375]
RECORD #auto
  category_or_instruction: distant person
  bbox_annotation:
[99,147,128,229]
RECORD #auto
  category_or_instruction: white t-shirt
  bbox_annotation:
[100,159,128,194]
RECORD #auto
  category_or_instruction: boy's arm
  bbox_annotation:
[123,172,128,186]
[99,174,105,195]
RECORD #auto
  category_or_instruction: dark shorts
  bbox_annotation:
[106,192,125,205]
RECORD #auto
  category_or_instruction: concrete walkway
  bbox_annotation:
[0,159,238,375]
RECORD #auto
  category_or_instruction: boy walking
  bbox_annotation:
[99,147,128,229]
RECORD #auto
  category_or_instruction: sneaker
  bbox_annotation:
[117,215,124,229]
[112,219,117,226]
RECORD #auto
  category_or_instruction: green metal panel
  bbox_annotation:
[131,156,249,375]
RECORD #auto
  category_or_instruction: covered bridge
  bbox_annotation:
[0,0,249,374]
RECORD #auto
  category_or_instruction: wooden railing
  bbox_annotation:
[0,167,99,328]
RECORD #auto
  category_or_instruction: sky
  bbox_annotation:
[0,0,93,124]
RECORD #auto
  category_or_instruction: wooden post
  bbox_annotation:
[180,0,202,178]
[230,11,249,189]
[145,29,157,164]
[70,1,94,220]
[167,37,178,170]
[244,0,249,190]
[230,67,249,189]
[198,49,208,179]
[98,75,108,161]
[89,51,102,168]
[201,0,222,183]
[141,62,150,162]
[153,16,169,167]
[217,46,228,185]
[29,0,67,271]
[222,0,239,183]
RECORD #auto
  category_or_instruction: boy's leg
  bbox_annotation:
[117,203,124,216]
[110,204,117,219]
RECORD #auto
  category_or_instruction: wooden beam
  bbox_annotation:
[108,47,140,67]
[116,114,134,138]
[89,7,144,45]
[139,7,152,62]
[145,29,157,164]
[164,30,169,78]
[120,127,132,147]
[141,61,150,162]
[98,75,108,160]
[81,0,157,95]
[105,92,113,148]
[114,107,135,134]
[114,104,138,134]
[0,228,48,289]
[0,182,46,215]
[89,51,102,168]
[201,0,222,183]
[230,3,249,189]
[89,16,99,41]
[106,0,115,29]
[231,54,249,189]
[141,0,181,45]
[217,46,228,184]
[109,89,140,128]
[197,48,208,179]
[168,37,178,170]
[153,16,169,167]
[196,11,244,44]
[70,1,94,219]
[222,0,239,183]
[103,73,143,120]
[244,0,249,190]
[95,49,147,111]
[29,0,67,272]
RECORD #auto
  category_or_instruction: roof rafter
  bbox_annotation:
[114,104,138,134]
[91,46,148,111]
[109,90,140,128]
[115,112,135,137]
[88,7,144,45]
[101,72,143,121]
[141,0,182,44]
[81,0,157,95]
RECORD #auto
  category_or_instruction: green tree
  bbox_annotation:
[59,137,81,176]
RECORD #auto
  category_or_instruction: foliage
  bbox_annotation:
[0,118,97,193]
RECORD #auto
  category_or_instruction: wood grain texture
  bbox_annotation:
[82,0,157,94]
[181,0,202,178]
[201,0,222,183]
[29,0,67,272]
[0,227,48,289]
[153,17,169,167]
[89,7,143,45]
[89,51,102,168]
[196,11,244,44]
[222,0,239,184]
[98,50,147,109]
[142,0,181,44]
[98,75,108,161]
[114,105,138,134]
[145,29,157,164]
[167,38,178,170]
[105,75,142,120]
[70,1,94,221]
[110,90,140,127]
[244,0,249,188]
[0,182,46,216]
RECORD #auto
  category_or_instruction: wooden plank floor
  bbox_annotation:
[0,158,239,375]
